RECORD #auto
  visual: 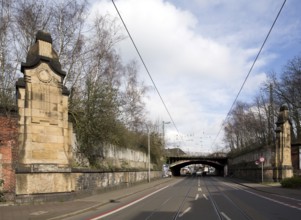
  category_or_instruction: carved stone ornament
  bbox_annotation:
[37,69,52,83]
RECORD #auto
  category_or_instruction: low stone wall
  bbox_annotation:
[72,170,162,193]
[16,172,73,195]
[228,147,274,182]
[14,170,162,204]
[228,164,274,182]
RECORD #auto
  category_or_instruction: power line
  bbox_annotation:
[111,0,180,133]
[210,0,287,149]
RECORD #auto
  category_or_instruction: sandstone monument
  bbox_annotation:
[274,104,293,181]
[15,30,73,195]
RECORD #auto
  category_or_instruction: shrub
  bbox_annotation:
[280,176,301,188]
[0,179,5,202]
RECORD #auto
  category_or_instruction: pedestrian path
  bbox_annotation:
[0,178,174,220]
[229,177,301,199]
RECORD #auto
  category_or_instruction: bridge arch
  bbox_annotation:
[167,156,228,176]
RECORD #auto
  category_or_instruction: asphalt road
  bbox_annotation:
[63,176,301,220]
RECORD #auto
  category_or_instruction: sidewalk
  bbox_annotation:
[228,177,301,199]
[1,177,301,220]
[0,178,174,220]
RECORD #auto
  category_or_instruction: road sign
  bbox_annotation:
[259,157,265,163]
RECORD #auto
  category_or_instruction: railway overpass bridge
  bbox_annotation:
[166,153,228,176]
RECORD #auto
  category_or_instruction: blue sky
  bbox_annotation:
[89,0,301,153]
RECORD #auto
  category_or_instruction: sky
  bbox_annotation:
[88,0,301,154]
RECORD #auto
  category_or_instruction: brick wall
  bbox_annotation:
[0,112,18,200]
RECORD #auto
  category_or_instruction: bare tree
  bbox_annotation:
[119,60,148,132]
[0,0,16,110]
[223,100,270,152]
[49,0,88,88]
[11,0,52,58]
[0,0,163,167]
[268,56,301,141]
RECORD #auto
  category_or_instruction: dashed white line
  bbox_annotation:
[198,187,202,192]
[221,212,231,220]
[203,194,208,200]
[179,207,191,218]
[195,193,199,200]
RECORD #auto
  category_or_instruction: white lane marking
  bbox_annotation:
[203,194,208,200]
[224,182,301,211]
[179,207,191,218]
[195,193,199,200]
[89,185,170,220]
[221,212,231,220]
[30,211,48,216]
[198,187,202,192]
[223,181,301,203]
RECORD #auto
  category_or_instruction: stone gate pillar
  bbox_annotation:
[15,31,73,195]
[273,104,293,181]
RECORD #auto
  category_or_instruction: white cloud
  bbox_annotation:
[89,0,301,153]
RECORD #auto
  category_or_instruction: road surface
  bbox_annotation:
[64,176,301,220]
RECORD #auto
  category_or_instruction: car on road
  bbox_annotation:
[196,170,203,176]
[163,170,172,178]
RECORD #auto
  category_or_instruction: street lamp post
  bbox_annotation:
[162,121,170,148]
[148,128,150,183]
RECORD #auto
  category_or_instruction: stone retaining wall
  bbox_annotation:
[15,170,162,204]
[228,147,274,182]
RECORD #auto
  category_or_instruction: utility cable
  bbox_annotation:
[210,0,287,149]
[111,0,180,134]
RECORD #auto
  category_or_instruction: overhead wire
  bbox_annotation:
[210,0,287,150]
[111,0,180,134]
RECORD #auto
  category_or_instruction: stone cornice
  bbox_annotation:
[21,55,66,79]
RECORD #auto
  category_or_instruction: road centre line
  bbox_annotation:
[88,185,170,220]
[195,193,199,200]
[198,187,202,191]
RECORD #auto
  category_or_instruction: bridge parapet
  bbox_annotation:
[166,155,228,164]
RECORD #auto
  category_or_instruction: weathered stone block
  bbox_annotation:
[24,108,31,117]
[16,173,73,195]
[32,149,52,160]
[44,126,63,136]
